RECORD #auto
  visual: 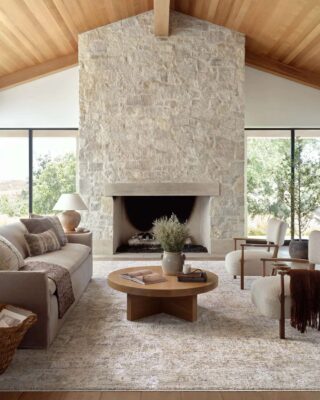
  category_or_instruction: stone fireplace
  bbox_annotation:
[79,11,245,257]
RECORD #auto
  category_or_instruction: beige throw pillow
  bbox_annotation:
[25,229,61,256]
[0,235,25,271]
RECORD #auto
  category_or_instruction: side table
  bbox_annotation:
[65,231,92,251]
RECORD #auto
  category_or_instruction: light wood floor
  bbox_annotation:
[1,392,320,400]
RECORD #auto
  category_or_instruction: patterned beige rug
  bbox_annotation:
[1,260,320,391]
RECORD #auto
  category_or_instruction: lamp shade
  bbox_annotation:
[53,193,88,211]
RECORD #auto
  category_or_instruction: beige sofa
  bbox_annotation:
[0,222,93,348]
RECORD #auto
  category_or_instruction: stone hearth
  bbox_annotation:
[79,11,245,257]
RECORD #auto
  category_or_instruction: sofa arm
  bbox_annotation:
[0,270,50,348]
[66,232,92,251]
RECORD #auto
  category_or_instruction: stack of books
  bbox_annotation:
[177,270,207,282]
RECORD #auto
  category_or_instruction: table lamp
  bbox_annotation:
[53,193,88,232]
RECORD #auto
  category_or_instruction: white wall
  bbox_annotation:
[245,67,320,128]
[0,67,79,128]
[0,65,320,129]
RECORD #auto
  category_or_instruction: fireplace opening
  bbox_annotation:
[124,196,196,231]
[113,196,211,254]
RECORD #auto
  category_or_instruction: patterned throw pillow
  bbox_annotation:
[0,235,25,271]
[24,229,61,256]
[21,216,67,246]
[46,216,67,246]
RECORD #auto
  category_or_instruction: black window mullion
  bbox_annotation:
[28,129,33,215]
[290,129,295,240]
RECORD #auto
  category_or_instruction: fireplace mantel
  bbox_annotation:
[104,182,220,197]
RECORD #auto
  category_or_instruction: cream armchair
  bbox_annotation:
[225,218,288,289]
[251,230,319,339]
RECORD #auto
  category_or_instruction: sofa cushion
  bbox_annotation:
[30,215,67,246]
[21,217,66,247]
[25,229,61,256]
[0,222,28,259]
[25,243,90,275]
[0,234,25,271]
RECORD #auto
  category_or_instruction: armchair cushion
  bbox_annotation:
[225,249,273,276]
[251,275,291,320]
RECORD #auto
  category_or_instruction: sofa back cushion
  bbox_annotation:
[25,229,61,256]
[0,234,25,270]
[0,222,29,258]
[21,217,66,246]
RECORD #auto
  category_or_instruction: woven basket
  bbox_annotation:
[0,304,37,374]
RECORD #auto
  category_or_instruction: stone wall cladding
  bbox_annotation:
[79,11,245,255]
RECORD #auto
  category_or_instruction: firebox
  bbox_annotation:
[112,195,211,253]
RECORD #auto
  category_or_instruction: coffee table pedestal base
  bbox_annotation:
[127,294,197,322]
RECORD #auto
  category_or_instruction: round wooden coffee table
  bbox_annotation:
[108,266,218,322]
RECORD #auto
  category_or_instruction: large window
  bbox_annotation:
[0,129,77,225]
[246,129,320,240]
[0,131,29,225]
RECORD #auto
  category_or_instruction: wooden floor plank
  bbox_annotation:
[1,392,320,400]
[62,392,102,400]
[182,392,223,400]
[141,392,180,400]
[0,393,23,400]
[100,392,141,400]
[221,392,264,400]
[20,393,64,400]
[261,392,320,400]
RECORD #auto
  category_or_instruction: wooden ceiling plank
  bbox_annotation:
[0,23,38,66]
[266,0,317,59]
[51,0,79,42]
[4,0,58,60]
[0,45,24,72]
[0,52,78,91]
[247,0,294,55]
[293,33,320,69]
[25,0,76,54]
[77,0,109,30]
[283,20,320,64]
[154,0,170,36]
[173,0,191,15]
[213,0,234,26]
[206,0,220,21]
[43,0,78,50]
[224,0,249,30]
[246,50,320,90]
[0,29,37,66]
[0,8,46,63]
[62,0,91,33]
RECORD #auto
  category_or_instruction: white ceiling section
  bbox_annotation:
[0,66,320,129]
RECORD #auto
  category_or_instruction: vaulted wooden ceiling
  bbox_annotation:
[0,0,320,90]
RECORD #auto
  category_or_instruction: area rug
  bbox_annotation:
[1,260,320,390]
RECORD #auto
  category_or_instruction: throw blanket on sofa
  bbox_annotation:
[22,261,75,318]
[289,269,320,333]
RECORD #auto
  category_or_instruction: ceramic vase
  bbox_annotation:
[161,251,185,275]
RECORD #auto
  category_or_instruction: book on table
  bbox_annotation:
[0,305,32,328]
[177,271,207,282]
[121,269,166,285]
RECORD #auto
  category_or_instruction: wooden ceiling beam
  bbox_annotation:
[245,50,320,90]
[154,0,170,36]
[0,52,78,91]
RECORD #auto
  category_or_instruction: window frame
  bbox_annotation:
[245,127,320,240]
[0,127,78,215]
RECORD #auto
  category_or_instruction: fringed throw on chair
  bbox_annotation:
[289,269,320,333]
